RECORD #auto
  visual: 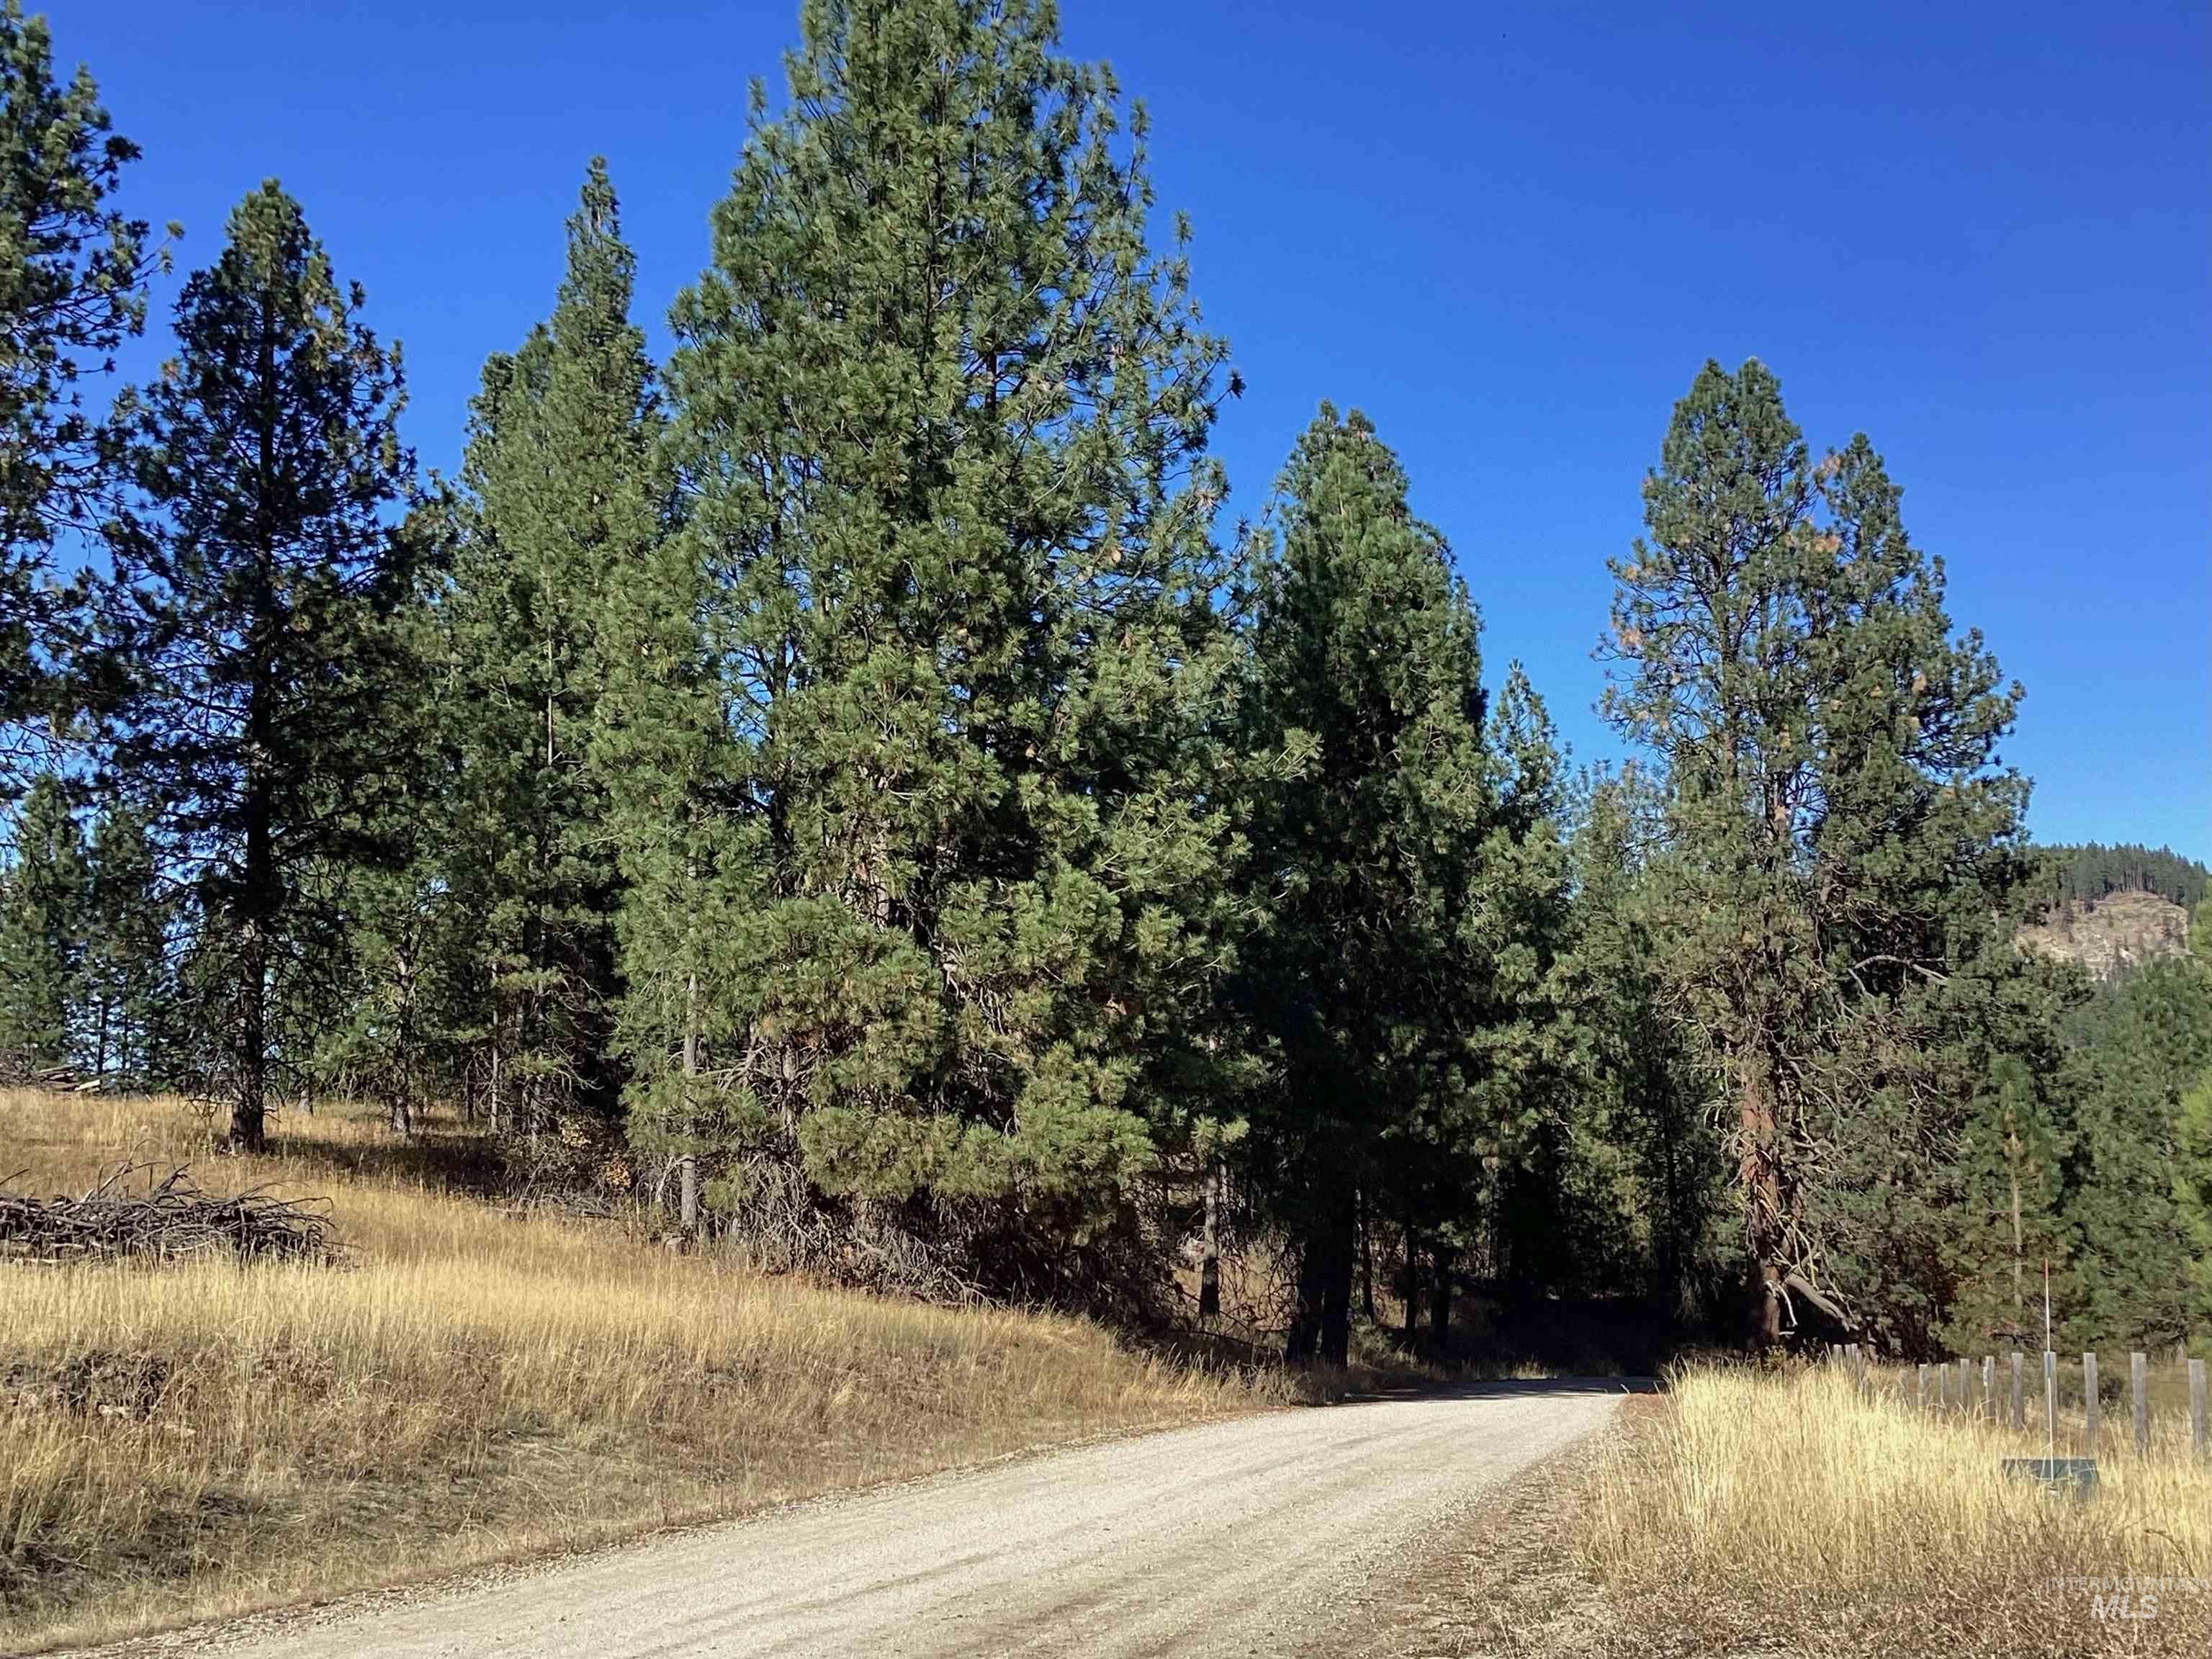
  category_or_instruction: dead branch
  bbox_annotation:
[0,1163,341,1266]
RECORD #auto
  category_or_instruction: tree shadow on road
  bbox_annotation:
[1313,1374,1659,1408]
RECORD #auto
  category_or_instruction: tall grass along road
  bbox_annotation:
[1,1092,1262,1651]
[121,1382,1627,1659]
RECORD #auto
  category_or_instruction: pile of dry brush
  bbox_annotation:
[0,1163,340,1265]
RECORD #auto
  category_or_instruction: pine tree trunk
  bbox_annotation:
[230,286,277,1159]
[1318,1200,1354,1366]
[1739,1064,1783,1347]
[678,968,701,1240]
[1287,1231,1326,1364]
[233,920,267,1152]
[487,1025,503,1137]
[1429,1244,1455,1357]
[1661,1095,1692,1321]
[1287,1190,1354,1364]
[1358,1190,1375,1322]
[1403,1214,1422,1348]
[390,943,416,1137]
[2008,1128,2024,1326]
[230,790,272,1154]
[1198,1158,1221,1323]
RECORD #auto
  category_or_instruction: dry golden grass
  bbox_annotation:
[1583,1364,2212,1656]
[0,1089,1274,1653]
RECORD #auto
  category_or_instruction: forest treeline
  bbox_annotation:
[2044,843,2210,912]
[1,0,2208,1362]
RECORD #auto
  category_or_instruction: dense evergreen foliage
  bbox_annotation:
[1,0,2203,1364]
[0,772,82,1071]
[1240,407,1573,1362]
[434,158,660,1140]
[642,0,1251,1299]
[0,0,165,790]
[1601,359,2049,1347]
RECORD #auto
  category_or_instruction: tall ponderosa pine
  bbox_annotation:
[0,1,166,781]
[0,771,85,1073]
[1243,406,1572,1363]
[103,183,416,1151]
[440,158,662,1136]
[658,0,1246,1266]
[1605,359,2040,1349]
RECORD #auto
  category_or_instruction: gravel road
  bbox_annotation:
[183,1380,1631,1658]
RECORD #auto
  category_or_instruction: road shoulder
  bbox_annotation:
[1308,1393,1662,1659]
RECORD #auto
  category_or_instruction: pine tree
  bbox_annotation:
[438,158,660,1138]
[295,495,471,1133]
[2176,974,2212,1330]
[1800,428,2065,1354]
[2067,950,2211,1346]
[0,771,86,1074]
[1606,359,2041,1349]
[1943,1053,2073,1349]
[101,183,417,1151]
[82,800,174,1087]
[1241,406,1570,1362]
[657,0,1246,1274]
[0,2,166,783]
[595,485,746,1235]
[1470,666,1586,1299]
[1564,768,1730,1324]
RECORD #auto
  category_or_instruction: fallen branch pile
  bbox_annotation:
[0,1163,340,1265]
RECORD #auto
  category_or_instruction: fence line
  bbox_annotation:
[1825,1344,2209,1462]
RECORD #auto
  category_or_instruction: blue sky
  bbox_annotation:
[68,0,2210,855]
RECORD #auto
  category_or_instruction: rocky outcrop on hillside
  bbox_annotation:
[2018,888,2192,980]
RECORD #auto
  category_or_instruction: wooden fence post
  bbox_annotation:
[2084,1353,2099,1457]
[1959,1357,1971,1416]
[2044,1351,2057,1444]
[2131,1351,2148,1454]
[1982,1354,1994,1417]
[2191,1357,2206,1462]
[1916,1362,1928,1412]
[2009,1352,2025,1431]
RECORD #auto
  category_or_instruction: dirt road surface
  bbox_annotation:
[171,1380,1631,1658]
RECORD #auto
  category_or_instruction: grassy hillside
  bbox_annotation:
[0,1090,1272,1652]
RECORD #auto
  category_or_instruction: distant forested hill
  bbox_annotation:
[2043,842,2211,909]
[2017,844,2206,981]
